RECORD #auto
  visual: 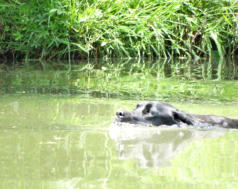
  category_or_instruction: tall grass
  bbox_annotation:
[1,0,238,59]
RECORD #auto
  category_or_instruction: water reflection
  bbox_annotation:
[0,94,238,188]
[1,58,238,97]
[0,95,116,129]
[109,125,225,168]
[0,128,112,188]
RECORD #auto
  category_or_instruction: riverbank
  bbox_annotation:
[1,0,238,60]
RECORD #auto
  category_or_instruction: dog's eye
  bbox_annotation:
[136,104,141,109]
[142,103,152,114]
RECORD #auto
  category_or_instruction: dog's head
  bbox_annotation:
[115,101,194,126]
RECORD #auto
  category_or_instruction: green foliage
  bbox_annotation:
[0,0,238,59]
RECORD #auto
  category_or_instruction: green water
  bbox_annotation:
[0,59,238,188]
[1,58,238,101]
[0,95,238,189]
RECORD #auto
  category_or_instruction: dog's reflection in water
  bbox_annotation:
[109,124,225,168]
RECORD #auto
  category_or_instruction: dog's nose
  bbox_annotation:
[116,110,125,117]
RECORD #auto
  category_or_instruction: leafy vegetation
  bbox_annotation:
[1,0,238,59]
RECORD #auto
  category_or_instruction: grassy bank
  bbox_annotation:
[0,0,238,60]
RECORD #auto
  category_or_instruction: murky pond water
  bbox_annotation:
[0,94,238,189]
[1,58,238,188]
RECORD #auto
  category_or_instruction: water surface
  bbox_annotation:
[1,58,238,101]
[1,58,238,188]
[0,94,238,189]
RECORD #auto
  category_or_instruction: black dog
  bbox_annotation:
[115,101,238,129]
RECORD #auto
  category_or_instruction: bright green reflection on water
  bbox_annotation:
[1,58,238,102]
[0,94,238,188]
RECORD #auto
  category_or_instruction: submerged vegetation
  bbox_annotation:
[1,0,238,60]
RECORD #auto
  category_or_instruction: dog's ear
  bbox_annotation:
[173,111,194,125]
[142,103,152,114]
